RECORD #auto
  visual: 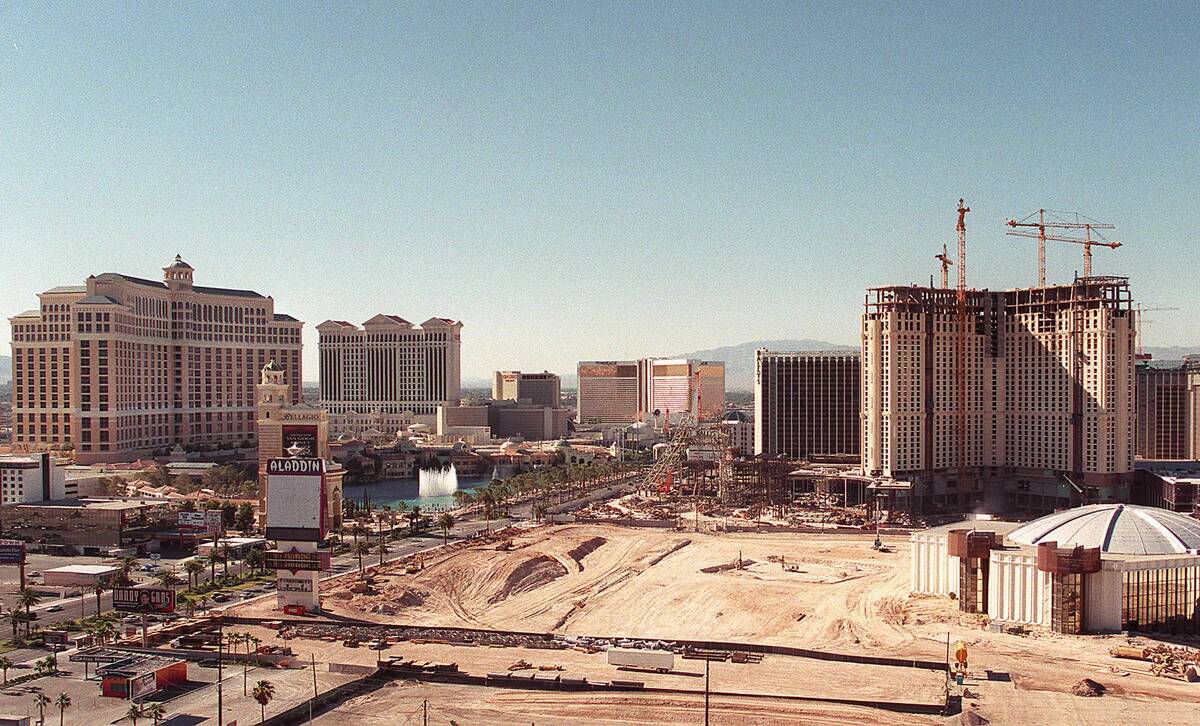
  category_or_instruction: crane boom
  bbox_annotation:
[1006,210,1122,281]
[934,243,954,289]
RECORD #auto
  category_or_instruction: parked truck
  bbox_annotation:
[606,648,674,673]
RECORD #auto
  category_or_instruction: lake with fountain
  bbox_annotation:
[342,465,489,512]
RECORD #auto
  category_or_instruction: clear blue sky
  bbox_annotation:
[2,3,1197,380]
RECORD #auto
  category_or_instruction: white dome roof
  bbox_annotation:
[1007,503,1200,556]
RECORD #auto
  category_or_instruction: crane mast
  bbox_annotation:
[955,199,970,498]
[934,243,954,288]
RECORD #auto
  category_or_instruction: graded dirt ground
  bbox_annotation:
[233,523,1199,725]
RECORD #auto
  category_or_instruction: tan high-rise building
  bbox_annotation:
[755,350,860,459]
[1135,358,1200,460]
[861,278,1136,514]
[576,361,641,425]
[492,371,561,407]
[577,358,725,426]
[8,256,303,463]
[317,315,462,417]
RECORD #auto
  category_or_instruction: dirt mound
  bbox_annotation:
[488,555,569,603]
[876,597,908,625]
[1071,678,1106,697]
[959,711,989,725]
[567,537,607,569]
[647,538,691,566]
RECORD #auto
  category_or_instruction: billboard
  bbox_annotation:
[282,425,319,457]
[277,577,313,592]
[130,670,158,699]
[0,540,26,565]
[178,510,224,534]
[265,458,325,542]
[112,587,176,614]
[264,549,330,573]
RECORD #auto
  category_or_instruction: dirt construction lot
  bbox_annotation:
[236,523,1199,725]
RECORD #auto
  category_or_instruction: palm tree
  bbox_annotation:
[407,505,422,535]
[118,555,138,585]
[533,501,548,523]
[125,702,143,726]
[55,692,71,726]
[244,547,264,577]
[154,568,181,590]
[17,588,39,635]
[3,610,19,640]
[184,559,205,592]
[207,548,223,584]
[33,694,50,725]
[478,489,496,532]
[0,656,11,684]
[377,538,389,567]
[144,702,165,726]
[252,679,276,723]
[92,578,109,617]
[437,512,454,545]
[353,541,370,576]
[94,621,116,646]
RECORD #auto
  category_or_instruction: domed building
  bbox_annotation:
[911,503,1200,635]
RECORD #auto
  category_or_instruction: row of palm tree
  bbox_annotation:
[449,460,637,529]
[122,700,166,726]
[32,691,74,726]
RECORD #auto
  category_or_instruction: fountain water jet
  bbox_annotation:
[418,465,459,497]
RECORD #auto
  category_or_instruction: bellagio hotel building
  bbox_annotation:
[8,256,302,464]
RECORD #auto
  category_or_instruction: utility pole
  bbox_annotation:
[704,657,710,726]
[217,616,224,726]
[423,699,429,726]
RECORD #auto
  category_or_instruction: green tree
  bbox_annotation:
[33,694,50,725]
[251,679,276,724]
[353,541,370,576]
[407,505,422,535]
[184,559,206,592]
[244,547,264,576]
[118,555,138,585]
[437,512,455,545]
[125,702,142,726]
[179,499,197,512]
[155,568,182,590]
[0,656,11,684]
[17,588,39,635]
[207,548,223,584]
[235,503,255,532]
[144,701,165,726]
[55,692,71,726]
[92,578,109,617]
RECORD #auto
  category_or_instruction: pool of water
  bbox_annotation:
[342,476,489,513]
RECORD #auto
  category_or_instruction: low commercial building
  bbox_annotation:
[42,564,121,588]
[95,654,187,699]
[1,498,176,555]
[0,453,72,505]
[195,536,268,559]
[911,504,1200,635]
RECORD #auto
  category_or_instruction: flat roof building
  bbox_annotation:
[8,256,303,463]
[492,371,561,407]
[755,350,860,460]
[317,315,462,417]
[863,278,1136,514]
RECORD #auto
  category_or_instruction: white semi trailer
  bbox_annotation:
[606,647,675,673]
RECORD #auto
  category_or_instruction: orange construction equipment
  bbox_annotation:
[1006,210,1120,280]
[934,243,954,289]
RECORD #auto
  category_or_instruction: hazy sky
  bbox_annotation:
[2,3,1197,380]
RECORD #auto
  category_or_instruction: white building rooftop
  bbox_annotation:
[45,564,120,575]
[1007,503,1200,556]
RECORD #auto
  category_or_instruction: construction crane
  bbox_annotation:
[1135,305,1181,360]
[934,243,954,288]
[1005,210,1119,280]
